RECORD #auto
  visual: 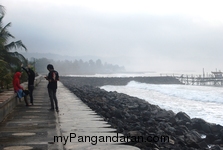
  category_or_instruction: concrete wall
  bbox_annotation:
[0,75,43,122]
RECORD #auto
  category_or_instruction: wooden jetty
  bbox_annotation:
[176,71,223,86]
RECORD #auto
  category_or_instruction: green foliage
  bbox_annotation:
[0,5,27,91]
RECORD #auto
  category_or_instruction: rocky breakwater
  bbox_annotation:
[60,77,223,150]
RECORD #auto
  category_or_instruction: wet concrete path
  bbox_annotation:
[0,79,139,150]
[57,82,139,149]
[0,79,63,150]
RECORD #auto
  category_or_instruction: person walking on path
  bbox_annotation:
[21,64,35,105]
[45,64,59,112]
[13,72,30,106]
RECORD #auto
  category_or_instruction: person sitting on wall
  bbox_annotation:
[13,72,30,106]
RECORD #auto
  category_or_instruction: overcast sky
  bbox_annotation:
[1,0,223,74]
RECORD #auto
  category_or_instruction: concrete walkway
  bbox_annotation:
[0,80,63,150]
[0,80,139,150]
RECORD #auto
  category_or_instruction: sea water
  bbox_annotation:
[66,72,223,126]
[101,81,223,126]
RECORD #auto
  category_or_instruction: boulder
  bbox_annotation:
[175,112,191,123]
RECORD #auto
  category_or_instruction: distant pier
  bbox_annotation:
[171,71,223,86]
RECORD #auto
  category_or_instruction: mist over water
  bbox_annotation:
[101,81,223,126]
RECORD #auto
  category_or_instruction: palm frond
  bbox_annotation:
[0,22,14,42]
[8,52,27,65]
[1,22,12,32]
[0,5,5,17]
[0,16,4,28]
[4,40,27,51]
[0,59,7,64]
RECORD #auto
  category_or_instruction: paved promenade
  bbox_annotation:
[0,79,139,150]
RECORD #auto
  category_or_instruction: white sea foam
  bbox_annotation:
[101,81,223,126]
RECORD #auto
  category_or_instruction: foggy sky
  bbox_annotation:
[2,0,223,74]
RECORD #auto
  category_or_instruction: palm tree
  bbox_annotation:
[0,5,27,90]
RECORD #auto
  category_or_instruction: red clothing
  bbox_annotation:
[13,72,23,92]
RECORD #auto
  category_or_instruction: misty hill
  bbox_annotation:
[21,52,126,75]
[20,52,100,62]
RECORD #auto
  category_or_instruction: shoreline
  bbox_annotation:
[60,76,223,149]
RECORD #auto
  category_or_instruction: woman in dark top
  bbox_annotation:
[22,65,35,105]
